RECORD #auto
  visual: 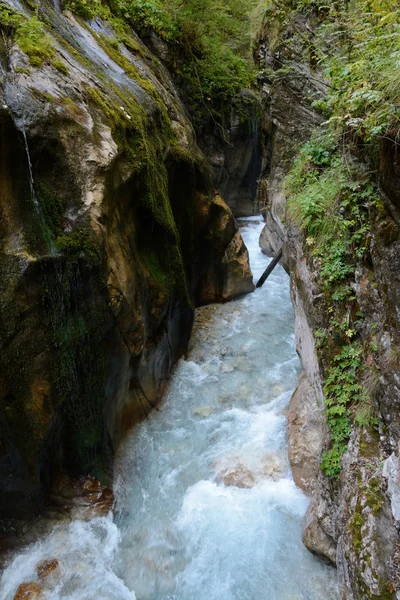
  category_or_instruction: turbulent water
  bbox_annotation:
[0,218,338,600]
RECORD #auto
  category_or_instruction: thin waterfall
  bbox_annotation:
[12,98,58,256]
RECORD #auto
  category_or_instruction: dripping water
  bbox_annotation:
[18,116,58,256]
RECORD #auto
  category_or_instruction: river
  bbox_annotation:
[0,217,338,600]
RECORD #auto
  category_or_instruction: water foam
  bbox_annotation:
[0,518,135,600]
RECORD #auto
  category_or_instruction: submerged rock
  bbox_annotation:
[216,463,257,488]
[14,582,43,600]
[37,558,60,581]
[215,454,285,488]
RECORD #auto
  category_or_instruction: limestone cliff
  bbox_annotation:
[256,5,400,599]
[0,0,254,527]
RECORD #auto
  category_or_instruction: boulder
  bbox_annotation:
[303,501,337,566]
[37,558,59,580]
[287,372,325,495]
[14,582,43,600]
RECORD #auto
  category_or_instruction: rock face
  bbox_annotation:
[254,12,325,266]
[0,1,254,527]
[255,8,400,599]
[200,91,269,217]
[141,35,268,218]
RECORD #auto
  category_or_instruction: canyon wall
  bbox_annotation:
[0,0,254,528]
[256,6,400,599]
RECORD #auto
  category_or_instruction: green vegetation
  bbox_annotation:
[0,3,23,29]
[53,58,69,75]
[256,0,400,143]
[35,181,64,239]
[64,0,103,19]
[15,16,55,67]
[321,344,362,478]
[285,132,381,477]
[63,0,258,130]
[2,0,259,131]
[0,6,70,73]
[260,0,400,479]
[315,0,400,143]
[56,229,102,266]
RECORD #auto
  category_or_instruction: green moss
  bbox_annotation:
[15,17,55,67]
[59,96,84,119]
[54,34,92,70]
[365,477,385,513]
[92,31,159,99]
[14,67,31,75]
[359,427,380,460]
[56,229,102,266]
[24,191,53,257]
[35,181,64,239]
[357,576,396,600]
[29,88,57,104]
[349,508,365,554]
[53,59,69,76]
[170,143,196,165]
[63,0,103,20]
[118,33,148,60]
[374,581,396,599]
[140,247,171,292]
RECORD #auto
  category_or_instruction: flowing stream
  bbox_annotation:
[0,218,338,600]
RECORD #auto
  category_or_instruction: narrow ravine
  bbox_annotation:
[0,218,338,600]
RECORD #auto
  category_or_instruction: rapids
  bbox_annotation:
[0,218,338,600]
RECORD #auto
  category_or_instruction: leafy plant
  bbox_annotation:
[321,344,363,476]
[286,132,381,477]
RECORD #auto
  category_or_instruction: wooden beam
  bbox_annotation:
[256,248,283,288]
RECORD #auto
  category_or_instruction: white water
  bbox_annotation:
[0,218,338,599]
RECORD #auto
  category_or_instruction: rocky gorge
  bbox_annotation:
[1,0,400,599]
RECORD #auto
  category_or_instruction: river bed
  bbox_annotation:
[0,218,338,600]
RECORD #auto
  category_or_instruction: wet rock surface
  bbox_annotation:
[36,558,59,582]
[0,475,113,564]
[254,13,325,266]
[0,0,253,526]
